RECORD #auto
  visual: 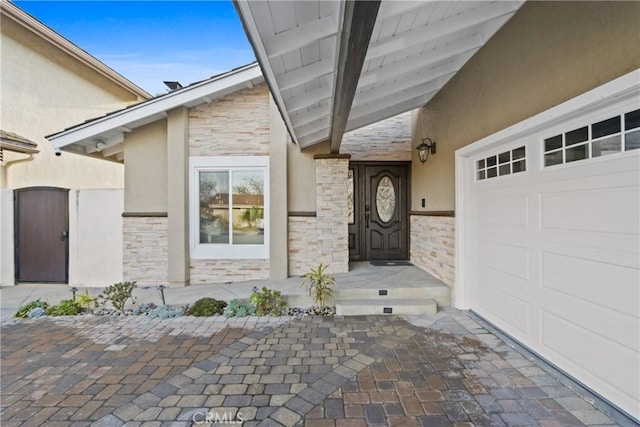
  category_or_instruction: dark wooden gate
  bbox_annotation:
[348,163,409,261]
[15,187,69,283]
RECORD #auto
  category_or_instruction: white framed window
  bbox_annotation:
[543,108,640,167]
[190,156,269,259]
[476,145,526,181]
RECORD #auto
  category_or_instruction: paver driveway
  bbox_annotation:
[0,310,624,426]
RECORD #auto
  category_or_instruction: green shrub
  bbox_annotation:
[188,298,227,317]
[45,299,81,316]
[301,263,337,307]
[223,299,256,317]
[250,287,287,316]
[99,281,137,315]
[15,299,49,318]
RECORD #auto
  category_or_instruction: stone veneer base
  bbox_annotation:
[409,215,455,288]
[123,217,168,285]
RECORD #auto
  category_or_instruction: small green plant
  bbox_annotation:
[45,299,81,316]
[147,305,186,319]
[301,263,337,307]
[99,281,137,315]
[75,290,97,310]
[133,302,158,315]
[224,299,256,317]
[15,299,49,318]
[188,298,227,317]
[250,287,287,316]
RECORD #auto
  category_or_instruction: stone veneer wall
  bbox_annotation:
[410,215,455,288]
[288,217,318,276]
[189,83,270,156]
[340,112,412,161]
[123,217,168,285]
[190,259,269,284]
[315,157,350,274]
[188,83,270,283]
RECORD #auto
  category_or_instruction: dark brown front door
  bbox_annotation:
[349,163,409,261]
[15,187,69,283]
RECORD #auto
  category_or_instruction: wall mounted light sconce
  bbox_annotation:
[417,137,436,164]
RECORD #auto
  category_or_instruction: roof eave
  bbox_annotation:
[47,63,264,152]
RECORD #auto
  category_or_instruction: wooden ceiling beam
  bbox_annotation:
[329,0,381,154]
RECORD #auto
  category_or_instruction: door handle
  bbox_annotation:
[365,213,370,228]
[61,231,68,240]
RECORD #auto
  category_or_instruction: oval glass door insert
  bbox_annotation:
[376,176,396,223]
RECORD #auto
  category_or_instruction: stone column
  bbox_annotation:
[314,154,351,273]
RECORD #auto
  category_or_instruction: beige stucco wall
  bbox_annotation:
[287,141,329,213]
[123,121,168,212]
[412,1,640,211]
[0,17,139,189]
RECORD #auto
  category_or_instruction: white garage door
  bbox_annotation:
[458,74,639,420]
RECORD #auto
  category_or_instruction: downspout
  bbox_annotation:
[1,152,36,188]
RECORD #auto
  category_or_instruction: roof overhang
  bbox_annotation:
[47,63,264,163]
[0,130,39,154]
[236,0,525,152]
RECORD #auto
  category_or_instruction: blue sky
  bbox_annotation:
[15,1,256,95]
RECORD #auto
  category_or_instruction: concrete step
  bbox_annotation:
[336,286,450,308]
[335,297,438,316]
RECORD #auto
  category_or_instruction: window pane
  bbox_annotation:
[512,146,526,160]
[487,156,497,167]
[565,127,588,146]
[625,129,640,151]
[200,171,229,244]
[592,135,621,157]
[565,144,588,163]
[232,170,264,245]
[544,135,562,152]
[477,159,485,169]
[592,116,620,139]
[625,109,640,130]
[545,151,563,167]
[512,160,526,173]
[499,164,510,176]
[478,170,485,180]
[498,151,510,164]
[487,167,497,178]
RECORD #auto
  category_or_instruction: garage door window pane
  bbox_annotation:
[625,109,640,130]
[592,135,621,157]
[592,117,620,139]
[487,156,497,167]
[477,159,485,169]
[512,160,526,173]
[498,151,510,164]
[477,170,486,180]
[566,127,588,146]
[499,164,510,176]
[565,145,588,163]
[544,135,563,151]
[512,147,526,160]
[625,129,640,151]
[487,167,497,178]
[545,151,563,166]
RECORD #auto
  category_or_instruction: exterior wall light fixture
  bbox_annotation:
[417,138,436,164]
